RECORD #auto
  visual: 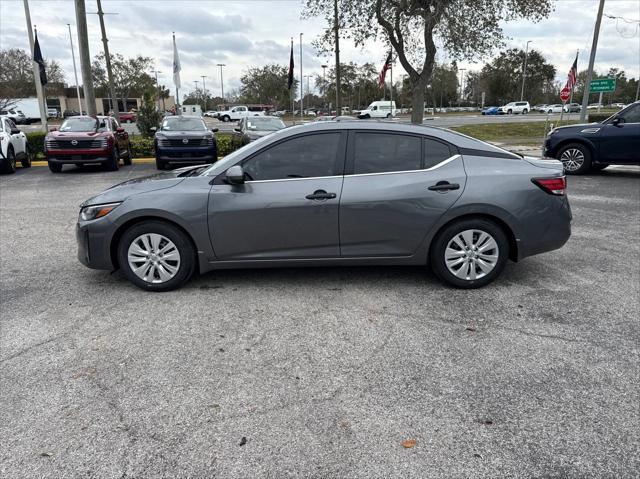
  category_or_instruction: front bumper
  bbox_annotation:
[76,219,116,270]
[47,149,112,164]
[156,146,217,164]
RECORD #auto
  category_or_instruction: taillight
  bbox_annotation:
[532,177,566,196]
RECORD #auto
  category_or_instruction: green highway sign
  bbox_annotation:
[590,78,616,93]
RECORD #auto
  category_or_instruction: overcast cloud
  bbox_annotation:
[1,0,638,100]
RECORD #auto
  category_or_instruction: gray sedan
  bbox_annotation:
[76,122,571,291]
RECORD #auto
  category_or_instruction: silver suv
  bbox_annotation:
[499,102,530,115]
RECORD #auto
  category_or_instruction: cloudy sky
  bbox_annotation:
[1,0,639,100]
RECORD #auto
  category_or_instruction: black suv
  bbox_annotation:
[544,101,640,174]
[153,116,218,170]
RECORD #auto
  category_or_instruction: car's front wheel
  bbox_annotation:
[558,143,592,174]
[522,108,528,114]
[105,149,120,171]
[123,145,133,166]
[2,147,16,174]
[430,218,509,289]
[118,221,196,291]
[221,115,230,122]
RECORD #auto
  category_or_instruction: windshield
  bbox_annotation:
[245,117,286,131]
[60,117,98,132]
[162,117,206,131]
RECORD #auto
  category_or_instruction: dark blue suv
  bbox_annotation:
[544,101,640,174]
[154,116,218,170]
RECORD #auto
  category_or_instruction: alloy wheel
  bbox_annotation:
[560,148,585,172]
[127,233,181,284]
[445,229,500,281]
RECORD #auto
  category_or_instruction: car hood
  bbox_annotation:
[80,165,202,206]
[48,131,107,138]
[552,122,602,133]
[246,130,277,139]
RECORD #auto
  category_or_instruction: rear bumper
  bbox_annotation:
[519,197,572,259]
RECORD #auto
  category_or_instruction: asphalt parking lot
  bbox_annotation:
[1,164,638,478]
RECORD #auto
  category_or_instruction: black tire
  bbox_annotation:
[522,108,528,115]
[104,149,119,171]
[386,113,391,118]
[430,218,509,289]
[123,145,133,166]
[117,220,196,292]
[2,147,16,174]
[221,115,230,122]
[21,153,31,168]
[155,157,168,170]
[507,109,513,115]
[48,161,63,173]
[558,142,592,175]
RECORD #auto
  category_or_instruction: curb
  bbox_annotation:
[23,158,157,168]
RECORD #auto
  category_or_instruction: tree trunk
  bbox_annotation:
[410,80,426,124]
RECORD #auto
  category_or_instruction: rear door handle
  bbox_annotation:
[305,190,337,200]
[428,181,460,192]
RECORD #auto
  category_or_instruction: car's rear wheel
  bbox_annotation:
[118,221,196,291]
[48,161,62,173]
[558,143,591,174]
[21,152,31,168]
[522,108,528,114]
[105,149,120,171]
[123,145,133,166]
[430,218,508,289]
[221,115,230,122]
[507,109,513,114]
[2,147,16,174]
[155,158,168,170]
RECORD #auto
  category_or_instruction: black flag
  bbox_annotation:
[33,32,48,86]
[287,40,294,90]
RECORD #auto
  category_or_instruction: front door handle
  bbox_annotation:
[305,190,337,200]
[428,181,460,192]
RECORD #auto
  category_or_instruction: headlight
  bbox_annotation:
[79,202,121,221]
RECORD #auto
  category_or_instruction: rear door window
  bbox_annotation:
[353,132,421,174]
[424,138,453,169]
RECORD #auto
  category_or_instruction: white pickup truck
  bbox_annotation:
[218,106,265,123]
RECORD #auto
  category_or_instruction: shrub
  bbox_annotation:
[587,113,611,123]
[26,131,46,159]
[216,134,238,157]
[137,90,162,137]
[129,135,155,157]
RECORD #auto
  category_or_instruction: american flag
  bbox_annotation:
[378,52,392,89]
[565,53,578,91]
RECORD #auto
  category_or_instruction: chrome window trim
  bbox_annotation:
[246,175,344,184]
[345,154,461,178]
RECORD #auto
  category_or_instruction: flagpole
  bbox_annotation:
[67,23,83,115]
[299,33,303,122]
[568,50,579,120]
[23,0,47,131]
[173,32,181,116]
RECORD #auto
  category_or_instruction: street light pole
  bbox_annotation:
[74,0,97,116]
[299,32,303,121]
[459,68,466,105]
[95,0,119,119]
[321,64,328,111]
[201,75,207,112]
[152,70,162,111]
[67,23,83,115]
[217,64,226,110]
[520,40,532,101]
[580,0,606,122]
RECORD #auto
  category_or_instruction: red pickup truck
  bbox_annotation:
[119,112,137,123]
[45,116,132,173]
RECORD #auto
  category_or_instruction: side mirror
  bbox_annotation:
[234,127,241,132]
[612,117,623,126]
[150,126,157,132]
[10,128,21,135]
[225,165,245,184]
[211,128,219,133]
